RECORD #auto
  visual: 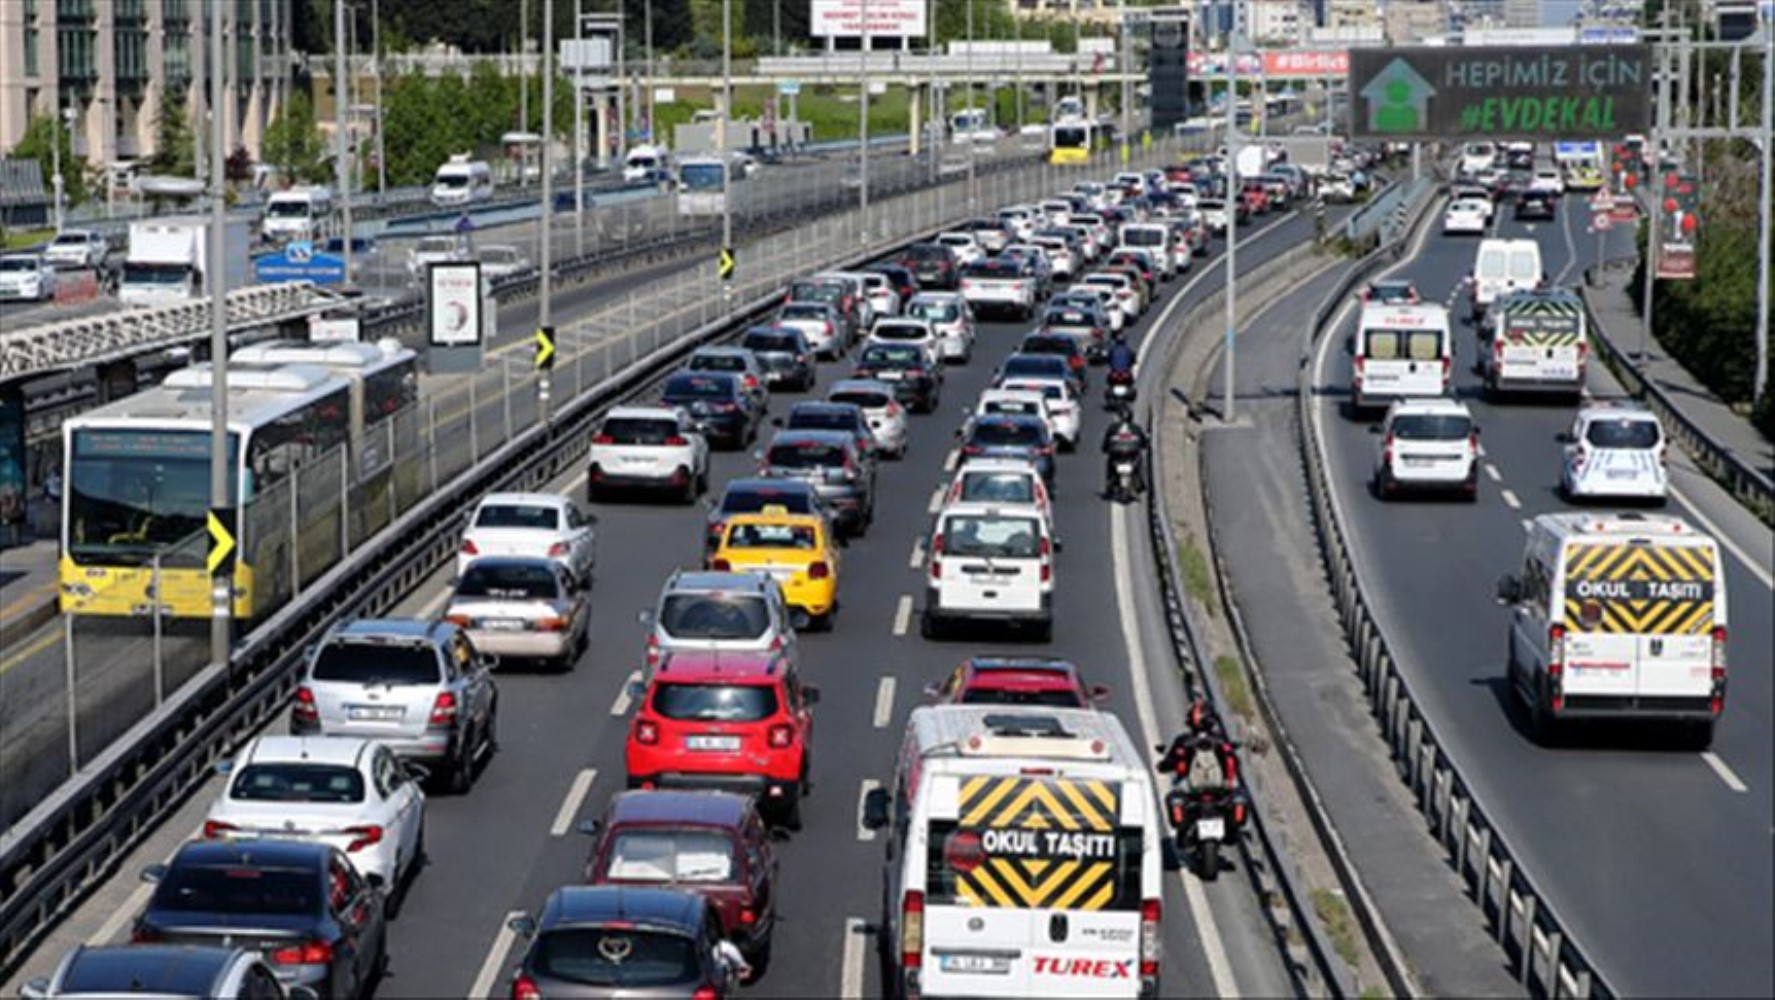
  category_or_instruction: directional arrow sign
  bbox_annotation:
[207,509,236,577]
[535,326,556,371]
[719,247,735,282]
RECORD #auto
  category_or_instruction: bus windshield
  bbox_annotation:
[66,428,240,566]
[1053,125,1090,150]
[679,162,726,193]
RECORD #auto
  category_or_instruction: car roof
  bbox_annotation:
[722,509,825,531]
[723,476,817,496]
[244,735,371,767]
[830,378,896,395]
[476,492,568,510]
[59,945,242,995]
[665,570,773,594]
[1577,401,1657,421]
[692,346,752,359]
[1387,398,1472,417]
[665,370,741,387]
[939,499,1048,519]
[334,617,452,643]
[970,412,1048,429]
[656,649,785,681]
[171,837,332,868]
[607,789,753,828]
[769,429,854,448]
[607,405,682,420]
[542,885,706,931]
[966,656,1079,676]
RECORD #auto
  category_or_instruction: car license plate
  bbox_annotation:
[481,619,528,631]
[348,705,404,721]
[877,370,904,380]
[686,735,741,751]
[1196,817,1226,840]
[620,455,653,465]
[940,954,1011,975]
[1606,469,1637,480]
[1403,457,1431,467]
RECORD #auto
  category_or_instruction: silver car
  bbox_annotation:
[24,945,311,1000]
[291,619,498,794]
[444,557,592,670]
[827,379,909,459]
[641,571,799,674]
[903,292,976,364]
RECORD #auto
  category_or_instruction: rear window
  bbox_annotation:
[940,515,1043,558]
[872,323,929,341]
[659,594,770,640]
[779,303,829,321]
[652,682,779,721]
[742,332,801,353]
[861,345,923,367]
[962,261,1021,278]
[153,866,319,916]
[830,390,891,410]
[688,354,747,373]
[311,642,440,685]
[906,300,959,322]
[789,281,843,304]
[1002,356,1068,379]
[1507,252,1540,281]
[603,830,738,884]
[958,472,1036,504]
[456,562,561,600]
[960,688,1082,708]
[531,927,700,989]
[663,374,735,399]
[1022,337,1075,356]
[905,244,950,262]
[232,763,366,804]
[720,486,815,516]
[1585,418,1661,449]
[1391,414,1472,441]
[787,409,859,432]
[1123,228,1164,246]
[601,417,681,445]
[725,522,818,550]
[767,441,846,469]
[1362,329,1445,362]
[474,503,560,531]
[968,421,1046,448]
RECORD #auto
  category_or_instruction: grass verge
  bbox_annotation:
[1213,655,1255,721]
[2,228,53,251]
[1311,888,1363,973]
[1175,533,1219,617]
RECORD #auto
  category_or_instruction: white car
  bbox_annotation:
[443,556,592,668]
[476,244,531,280]
[587,405,710,503]
[407,235,464,279]
[859,270,902,318]
[996,376,1081,449]
[958,259,1038,321]
[904,291,976,364]
[1560,403,1669,504]
[1198,199,1231,234]
[0,254,56,301]
[456,492,598,585]
[921,499,1056,641]
[776,300,847,359]
[1530,169,1565,197]
[43,229,110,269]
[204,735,425,892]
[1373,399,1480,500]
[1443,198,1492,236]
[1062,285,1124,333]
[865,317,942,365]
[944,457,1056,536]
[1079,272,1143,322]
[997,207,1037,242]
[934,232,985,267]
[1450,184,1495,218]
[972,388,1058,441]
[829,378,910,458]
[1028,235,1077,280]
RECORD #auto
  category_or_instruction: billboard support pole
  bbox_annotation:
[1637,19,1671,370]
[1756,19,1771,409]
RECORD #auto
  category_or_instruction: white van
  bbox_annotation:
[1468,238,1543,321]
[1350,302,1453,412]
[1459,141,1498,176]
[622,145,668,183]
[1482,288,1588,400]
[862,705,1167,999]
[1117,224,1177,280]
[260,187,333,244]
[922,501,1054,640]
[430,154,493,207]
[1497,513,1728,747]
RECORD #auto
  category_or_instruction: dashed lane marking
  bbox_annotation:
[892,595,913,637]
[908,538,926,569]
[840,916,869,997]
[1485,463,1503,483]
[873,676,897,729]
[927,487,945,514]
[610,669,642,716]
[1703,752,1749,793]
[468,910,528,1000]
[1500,488,1522,509]
[550,768,598,837]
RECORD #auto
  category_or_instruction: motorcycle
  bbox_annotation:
[1165,785,1245,881]
[1106,453,1143,503]
[1105,368,1137,408]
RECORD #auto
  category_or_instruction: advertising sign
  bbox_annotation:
[254,239,348,285]
[1347,45,1651,141]
[810,0,927,38]
[0,388,23,528]
[1654,172,1701,281]
[308,313,362,343]
[428,262,484,347]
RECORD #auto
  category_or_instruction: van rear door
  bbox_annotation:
[936,511,1048,615]
[1360,324,1448,400]
[1560,540,1719,704]
[1629,542,1719,701]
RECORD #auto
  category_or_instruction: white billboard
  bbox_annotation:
[811,0,928,38]
[428,262,484,347]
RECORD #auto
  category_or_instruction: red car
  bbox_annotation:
[625,649,819,827]
[923,656,1109,708]
[1240,182,1271,215]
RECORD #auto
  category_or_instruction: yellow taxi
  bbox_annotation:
[1564,163,1605,191]
[709,507,840,629]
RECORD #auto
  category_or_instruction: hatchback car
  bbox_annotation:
[1515,190,1558,221]
[1559,402,1668,504]
[443,557,591,670]
[135,840,387,1000]
[1038,300,1113,361]
[825,380,909,459]
[291,619,497,794]
[852,342,942,414]
[625,650,819,827]
[864,317,941,366]
[781,400,883,460]
[641,571,799,674]
[581,791,779,973]
[704,478,825,557]
[774,300,847,360]
[684,348,769,409]
[457,492,597,587]
[900,242,961,290]
[508,886,745,999]
[660,372,760,450]
[588,406,709,504]
[923,657,1108,708]
[959,413,1057,484]
[1372,398,1481,500]
[784,276,862,343]
[757,430,876,535]
[738,326,815,392]
[1000,351,1084,397]
[1018,331,1090,384]
[23,945,304,1000]
[944,457,1055,532]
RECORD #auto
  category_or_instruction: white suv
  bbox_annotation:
[1560,402,1668,504]
[921,500,1055,641]
[587,406,710,504]
[1373,399,1480,500]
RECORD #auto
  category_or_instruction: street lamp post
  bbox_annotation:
[721,0,733,291]
[541,0,555,417]
[859,0,871,243]
[373,0,386,198]
[335,0,354,281]
[51,100,66,232]
[1222,30,1241,422]
[208,0,232,669]
[965,0,976,209]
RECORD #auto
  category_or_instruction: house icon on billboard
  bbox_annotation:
[1360,58,1435,134]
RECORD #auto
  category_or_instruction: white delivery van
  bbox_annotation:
[1482,288,1588,400]
[430,154,493,207]
[1469,238,1543,321]
[1117,224,1177,280]
[260,187,333,244]
[1498,513,1728,748]
[622,144,668,183]
[863,705,1167,999]
[922,501,1055,641]
[1350,302,1453,412]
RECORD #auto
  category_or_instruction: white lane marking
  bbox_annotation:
[91,883,156,945]
[1521,518,1534,532]
[856,781,882,843]
[873,676,897,728]
[892,594,913,637]
[418,586,453,619]
[1484,463,1503,483]
[1476,443,1488,457]
[1553,199,1581,285]
[1109,509,1239,997]
[1135,210,1301,369]
[943,448,960,473]
[1500,488,1522,509]
[550,768,598,837]
[927,487,945,514]
[610,669,642,716]
[1671,488,1775,590]
[840,916,869,997]
[468,910,528,1000]
[1702,752,1750,793]
[908,538,926,569]
[564,466,590,496]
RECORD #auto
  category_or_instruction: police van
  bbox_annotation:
[1349,302,1453,413]
[862,706,1166,999]
[1482,288,1588,400]
[1496,513,1728,748]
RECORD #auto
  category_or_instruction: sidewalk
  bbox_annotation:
[0,497,62,649]
[1586,264,1774,484]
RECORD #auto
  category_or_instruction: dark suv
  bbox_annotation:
[900,242,960,289]
[852,342,942,413]
[660,372,759,450]
[757,430,876,536]
[508,886,743,998]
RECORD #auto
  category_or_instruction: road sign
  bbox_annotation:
[535,326,556,371]
[778,80,801,97]
[1347,46,1652,141]
[719,247,735,282]
[252,244,347,285]
[207,509,236,577]
[1591,212,1613,232]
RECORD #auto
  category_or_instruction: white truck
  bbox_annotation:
[260,186,334,244]
[119,216,251,307]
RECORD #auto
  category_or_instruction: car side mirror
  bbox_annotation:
[637,609,656,626]
[1555,431,1574,444]
[802,684,822,706]
[140,864,167,884]
[366,872,387,891]
[1089,684,1111,704]
[1496,575,1523,604]
[861,787,891,830]
[576,818,603,837]
[507,914,538,937]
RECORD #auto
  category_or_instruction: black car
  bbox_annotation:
[25,945,305,1000]
[660,372,759,450]
[134,840,386,1000]
[959,413,1057,484]
[1039,301,1112,360]
[853,343,942,413]
[704,477,825,556]
[1018,332,1090,382]
[758,430,876,536]
[1515,190,1557,221]
[1000,352,1083,396]
[781,401,880,459]
[900,242,960,290]
[508,887,743,999]
[739,326,815,392]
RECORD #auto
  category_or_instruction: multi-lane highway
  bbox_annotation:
[4,189,1339,998]
[1312,193,1774,996]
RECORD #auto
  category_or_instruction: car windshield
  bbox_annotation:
[721,487,814,515]
[1585,418,1661,449]
[663,374,734,399]
[860,345,923,367]
[941,515,1043,558]
[659,594,770,640]
[52,234,90,246]
[456,562,561,601]
[604,830,738,883]
[725,522,817,550]
[532,927,700,988]
[474,504,560,531]
[652,682,779,721]
[601,417,681,445]
[970,421,1045,448]
[767,441,846,469]
[0,258,39,271]
[231,763,367,804]
[1391,414,1473,441]
[153,865,319,916]
[310,643,440,685]
[417,238,456,254]
[958,472,1036,504]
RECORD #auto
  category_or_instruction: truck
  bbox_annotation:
[260,186,334,244]
[119,216,252,307]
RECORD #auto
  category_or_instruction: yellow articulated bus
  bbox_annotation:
[61,339,418,620]
[1050,119,1111,167]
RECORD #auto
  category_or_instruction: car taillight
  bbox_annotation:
[824,320,835,338]
[536,616,569,632]
[963,445,984,456]
[444,613,474,628]
[130,926,160,944]
[461,539,479,555]
[692,988,719,1000]
[744,375,759,391]
[269,940,334,966]
[342,825,384,853]
[1068,355,1084,371]
[513,974,543,1000]
[292,686,319,724]
[645,633,662,670]
[1469,432,1480,453]
[1547,624,1566,712]
[769,723,795,748]
[203,820,240,839]
[930,534,944,579]
[710,557,732,571]
[1441,357,1451,381]
[548,542,570,558]
[1710,626,1728,713]
[428,691,459,727]
[1383,433,1395,466]
[808,561,831,580]
[1140,898,1162,978]
[740,906,758,925]
[1352,356,1366,385]
[635,718,660,744]
[1039,537,1052,583]
[664,435,688,446]
[594,434,615,445]
[902,890,925,970]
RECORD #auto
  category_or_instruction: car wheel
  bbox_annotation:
[745,932,775,982]
[780,788,804,831]
[446,739,473,795]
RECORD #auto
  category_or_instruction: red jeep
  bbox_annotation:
[924,656,1109,708]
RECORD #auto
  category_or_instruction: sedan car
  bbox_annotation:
[923,656,1108,708]
[781,400,883,461]
[23,945,305,1000]
[900,242,961,290]
[738,325,815,392]
[476,243,531,280]
[660,372,760,450]
[685,347,769,409]
[1038,300,1113,361]
[0,254,57,301]
[507,887,745,999]
[406,235,464,279]
[135,840,387,1000]
[457,492,597,587]
[709,511,841,630]
[757,430,876,535]
[825,379,909,459]
[958,413,1057,484]
[852,342,942,414]
[443,557,592,670]
[641,571,800,673]
[1443,198,1491,236]
[774,301,847,360]
[1514,190,1558,221]
[903,291,976,364]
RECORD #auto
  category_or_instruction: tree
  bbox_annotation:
[262,89,330,184]
[225,145,255,184]
[8,114,89,207]
[148,87,196,176]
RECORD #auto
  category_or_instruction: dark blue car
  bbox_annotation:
[660,371,759,450]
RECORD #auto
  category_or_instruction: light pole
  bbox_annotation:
[965,0,976,209]
[1756,18,1772,409]
[51,100,67,232]
[645,0,654,142]
[208,0,231,670]
[521,0,530,183]
[1222,29,1241,422]
[541,0,555,417]
[721,0,733,290]
[373,0,386,199]
[859,0,871,243]
[335,0,354,281]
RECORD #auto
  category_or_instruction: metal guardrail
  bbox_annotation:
[1579,258,1775,526]
[1296,185,1616,999]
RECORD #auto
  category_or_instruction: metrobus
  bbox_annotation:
[951,107,998,144]
[60,339,419,621]
[1050,119,1111,166]
[676,155,730,217]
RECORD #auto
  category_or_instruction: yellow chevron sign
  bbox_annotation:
[206,509,236,577]
[1563,543,1716,634]
[719,246,735,281]
[950,776,1123,911]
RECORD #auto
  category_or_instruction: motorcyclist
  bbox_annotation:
[1101,405,1149,497]
[1157,697,1240,795]
[1107,335,1137,377]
